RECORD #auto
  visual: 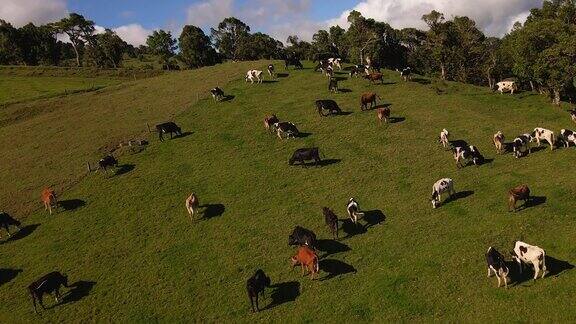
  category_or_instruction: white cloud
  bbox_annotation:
[326,0,542,37]
[0,0,67,27]
[185,0,234,28]
[113,24,153,46]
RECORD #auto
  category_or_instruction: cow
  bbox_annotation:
[316,100,342,117]
[439,129,450,148]
[210,87,224,101]
[324,65,334,78]
[346,198,364,224]
[0,212,21,239]
[263,115,279,132]
[156,122,182,141]
[267,64,275,78]
[28,271,70,313]
[570,109,576,124]
[496,80,517,94]
[511,241,547,280]
[328,78,338,93]
[377,107,390,124]
[361,92,380,111]
[288,226,317,249]
[41,188,57,215]
[350,64,368,77]
[512,134,532,158]
[323,207,338,239]
[246,269,271,312]
[532,127,555,150]
[493,131,505,154]
[328,58,342,70]
[290,246,319,279]
[185,193,199,220]
[97,155,118,173]
[453,145,484,167]
[274,122,299,139]
[288,147,321,167]
[508,185,530,212]
[284,58,303,70]
[560,129,576,148]
[400,67,412,81]
[486,247,510,288]
[363,72,384,84]
[245,70,263,84]
[431,178,455,209]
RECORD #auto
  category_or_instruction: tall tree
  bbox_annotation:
[50,13,95,66]
[0,20,20,65]
[210,17,250,61]
[178,25,219,68]
[16,23,60,66]
[146,30,177,70]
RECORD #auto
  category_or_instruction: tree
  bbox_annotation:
[178,25,219,68]
[285,35,314,60]
[146,30,177,70]
[0,20,20,65]
[50,13,95,66]
[210,17,250,61]
[345,10,379,64]
[16,23,60,66]
[422,10,454,79]
[84,29,126,68]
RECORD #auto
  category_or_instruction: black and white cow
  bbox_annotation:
[274,122,299,139]
[288,226,317,248]
[511,241,547,280]
[486,247,510,288]
[316,100,342,117]
[245,70,263,84]
[210,87,224,101]
[288,147,321,167]
[328,58,342,70]
[246,269,271,312]
[431,178,455,209]
[400,67,412,81]
[346,198,364,224]
[28,271,70,313]
[0,212,21,239]
[267,64,275,78]
[156,122,182,141]
[453,145,484,167]
[512,134,532,158]
[98,155,118,173]
[559,129,576,148]
[532,127,555,150]
[328,78,338,93]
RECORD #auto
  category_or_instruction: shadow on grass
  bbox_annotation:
[412,77,431,85]
[60,280,96,305]
[114,164,135,176]
[201,204,225,219]
[317,239,351,259]
[363,210,386,229]
[0,268,22,285]
[338,88,352,93]
[59,199,87,211]
[221,95,235,102]
[297,132,312,138]
[333,77,348,82]
[261,80,279,84]
[320,259,357,281]
[264,281,300,310]
[374,103,392,109]
[449,190,474,202]
[175,131,193,139]
[389,117,406,124]
[276,73,289,78]
[2,224,40,243]
[449,139,469,148]
[509,255,573,286]
[317,159,341,167]
[341,219,367,238]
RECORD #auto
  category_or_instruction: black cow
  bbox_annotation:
[315,100,342,117]
[246,269,271,312]
[288,226,317,248]
[289,147,321,167]
[98,155,118,173]
[0,212,21,239]
[486,247,510,288]
[210,87,224,101]
[284,58,303,70]
[323,207,338,239]
[156,122,182,141]
[28,271,70,313]
[328,78,338,93]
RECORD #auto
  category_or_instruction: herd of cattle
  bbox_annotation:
[1,58,575,315]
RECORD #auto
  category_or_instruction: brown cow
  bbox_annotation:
[264,115,279,132]
[290,246,319,279]
[363,72,384,84]
[185,193,199,220]
[493,131,505,154]
[360,92,380,111]
[41,188,57,215]
[508,185,530,212]
[377,107,390,124]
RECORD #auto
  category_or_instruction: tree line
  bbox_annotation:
[0,0,574,103]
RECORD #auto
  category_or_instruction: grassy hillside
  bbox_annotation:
[1,61,576,322]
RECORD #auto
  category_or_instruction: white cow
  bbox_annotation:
[431,178,455,209]
[496,81,517,94]
[245,70,263,84]
[533,127,555,150]
[560,129,576,148]
[439,129,450,148]
[511,241,547,280]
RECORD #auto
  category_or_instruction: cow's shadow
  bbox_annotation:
[389,117,406,124]
[59,199,87,211]
[449,139,469,148]
[201,204,225,219]
[297,132,312,138]
[221,95,235,102]
[261,80,279,84]
[174,131,193,139]
[341,219,367,238]
[320,259,357,281]
[363,210,386,229]
[276,73,289,78]
[317,239,351,259]
[0,268,22,285]
[2,224,40,243]
[114,164,135,176]
[337,88,352,93]
[60,280,97,305]
[264,281,300,310]
[509,255,573,285]
[514,196,547,212]
[330,111,352,116]
[446,190,474,203]
[374,103,392,109]
[317,159,341,167]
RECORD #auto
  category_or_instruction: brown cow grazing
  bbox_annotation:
[493,131,505,154]
[290,246,319,279]
[363,72,384,84]
[323,207,338,239]
[264,115,279,132]
[361,92,380,111]
[377,107,391,124]
[508,185,530,212]
[41,188,57,215]
[185,193,199,220]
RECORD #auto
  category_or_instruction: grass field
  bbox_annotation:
[1,61,576,322]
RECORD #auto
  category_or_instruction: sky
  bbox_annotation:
[0,0,543,46]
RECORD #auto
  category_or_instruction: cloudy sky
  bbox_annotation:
[0,0,543,46]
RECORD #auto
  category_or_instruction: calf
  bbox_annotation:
[559,129,576,148]
[210,87,224,101]
[508,185,530,212]
[346,198,364,224]
[328,78,338,93]
[453,145,484,167]
[28,271,70,313]
[511,241,546,280]
[41,188,57,215]
[290,246,319,279]
[400,67,412,81]
[267,64,275,78]
[97,155,118,173]
[496,80,517,94]
[512,134,532,158]
[532,127,555,150]
[316,100,341,117]
[289,147,321,167]
[376,107,390,124]
[486,247,510,288]
[361,92,380,111]
[288,226,317,249]
[363,72,384,84]
[245,70,263,84]
[246,269,271,312]
[323,207,338,239]
[185,193,199,220]
[156,122,182,141]
[0,212,21,239]
[263,115,279,132]
[431,178,455,209]
[493,131,505,154]
[439,129,450,148]
[274,122,299,139]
